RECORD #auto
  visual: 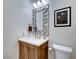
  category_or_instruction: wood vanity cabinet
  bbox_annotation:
[19,41,48,59]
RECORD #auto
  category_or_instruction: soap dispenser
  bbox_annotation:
[28,24,32,32]
[28,24,32,36]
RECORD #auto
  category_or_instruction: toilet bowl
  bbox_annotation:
[53,44,72,59]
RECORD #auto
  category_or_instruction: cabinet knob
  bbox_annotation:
[48,47,53,51]
[49,47,52,50]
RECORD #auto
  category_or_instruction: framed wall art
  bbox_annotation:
[54,7,71,27]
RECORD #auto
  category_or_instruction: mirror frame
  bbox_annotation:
[32,4,49,36]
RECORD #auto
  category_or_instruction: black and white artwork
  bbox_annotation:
[54,7,71,27]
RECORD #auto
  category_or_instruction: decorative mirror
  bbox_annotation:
[32,4,49,37]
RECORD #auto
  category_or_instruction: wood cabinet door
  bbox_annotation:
[38,42,48,59]
[19,42,29,59]
[28,45,38,59]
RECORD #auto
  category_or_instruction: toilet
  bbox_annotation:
[53,44,72,59]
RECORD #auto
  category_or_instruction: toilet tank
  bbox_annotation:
[53,44,72,59]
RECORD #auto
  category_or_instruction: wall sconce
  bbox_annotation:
[33,0,48,8]
[37,1,42,7]
[42,0,47,5]
[33,2,38,8]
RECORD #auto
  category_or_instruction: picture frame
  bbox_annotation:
[54,7,71,27]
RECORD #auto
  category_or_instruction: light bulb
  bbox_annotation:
[42,0,47,5]
[33,3,38,8]
[37,1,42,7]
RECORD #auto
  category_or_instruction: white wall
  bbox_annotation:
[48,0,76,59]
[3,0,33,59]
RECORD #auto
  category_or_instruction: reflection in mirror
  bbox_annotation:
[36,11,43,30]
[32,4,49,37]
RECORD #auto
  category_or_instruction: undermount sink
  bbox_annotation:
[18,36,49,46]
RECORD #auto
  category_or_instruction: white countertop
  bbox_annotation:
[18,36,49,46]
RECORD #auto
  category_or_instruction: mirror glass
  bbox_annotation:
[32,4,49,37]
[36,11,43,30]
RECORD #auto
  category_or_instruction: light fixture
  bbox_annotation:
[33,0,48,8]
[37,1,42,7]
[42,0,47,5]
[33,2,38,8]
